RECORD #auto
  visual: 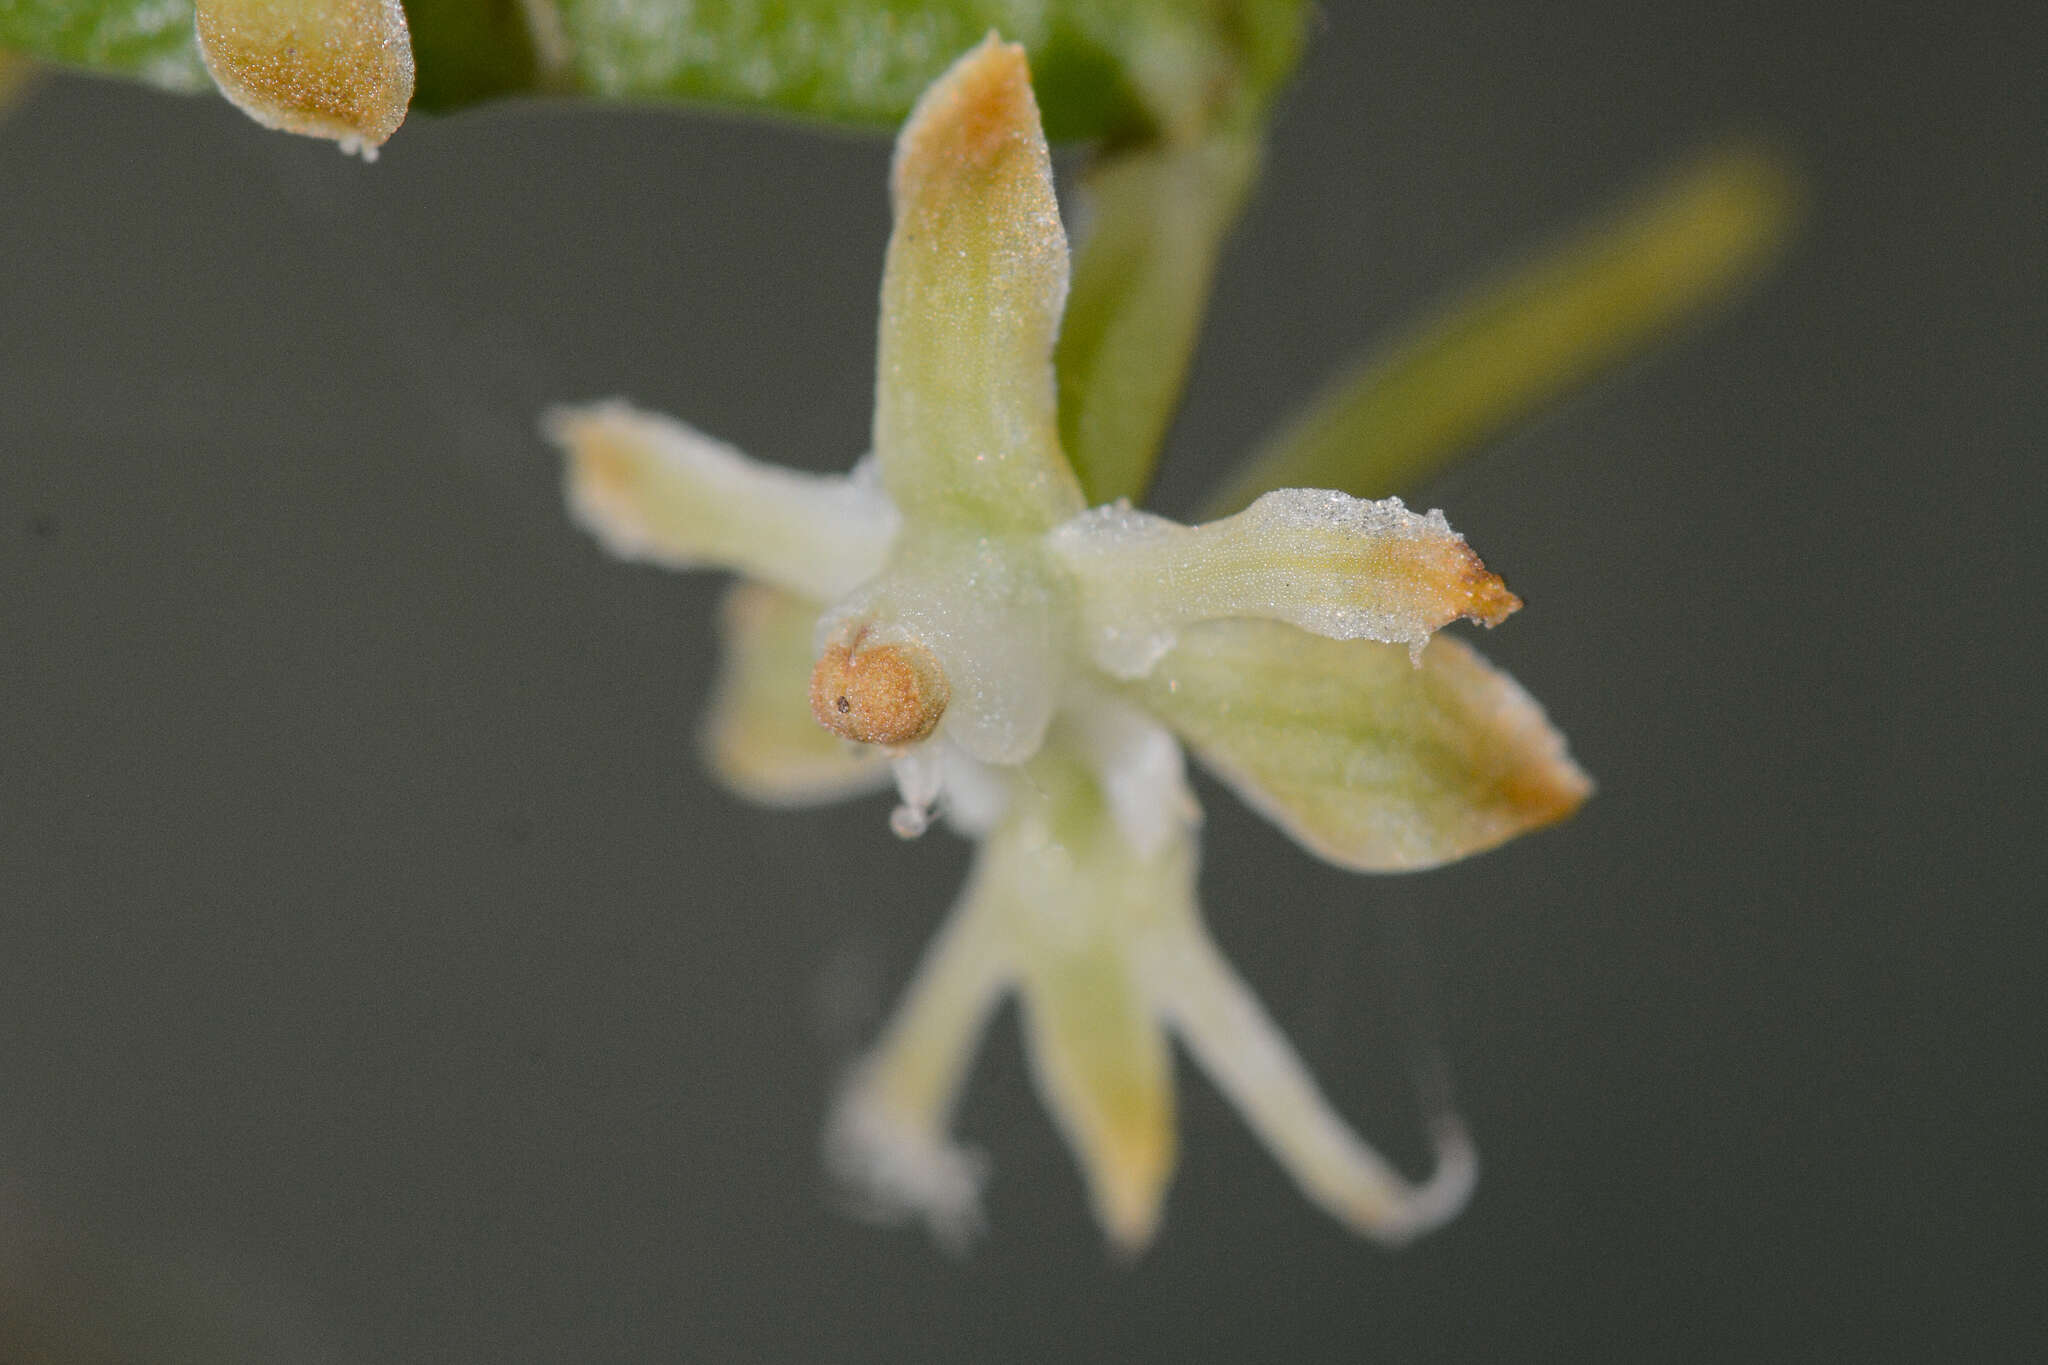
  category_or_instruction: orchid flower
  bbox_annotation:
[545,35,1591,1255]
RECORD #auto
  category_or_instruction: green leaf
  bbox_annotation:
[1056,128,1259,505]
[0,47,39,108]
[3,0,1305,140]
[1204,143,1803,515]
[405,0,541,109]
[0,0,208,90]
[554,0,1305,140]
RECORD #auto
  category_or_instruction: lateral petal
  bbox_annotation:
[1146,909,1478,1244]
[1128,619,1592,872]
[873,34,1084,533]
[826,862,1015,1254]
[1050,488,1518,679]
[1018,938,1177,1255]
[987,756,1189,1253]
[702,583,892,808]
[546,400,896,602]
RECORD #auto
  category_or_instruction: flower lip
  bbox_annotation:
[810,625,951,747]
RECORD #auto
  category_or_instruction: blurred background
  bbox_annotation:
[2,3,2040,1359]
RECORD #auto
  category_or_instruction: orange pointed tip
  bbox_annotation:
[1409,534,1521,629]
[1462,565,1523,627]
[1503,749,1596,832]
[1092,1124,1174,1258]
[892,33,1039,207]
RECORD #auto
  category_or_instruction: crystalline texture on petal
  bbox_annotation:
[1049,488,1521,679]
[195,0,414,156]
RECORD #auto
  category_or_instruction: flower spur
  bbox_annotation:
[545,35,1590,1254]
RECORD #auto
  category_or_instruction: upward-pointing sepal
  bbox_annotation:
[874,34,1084,534]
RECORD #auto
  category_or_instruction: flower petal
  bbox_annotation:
[1145,911,1478,1244]
[873,34,1084,533]
[1062,693,1201,858]
[1128,619,1592,872]
[990,756,1187,1252]
[1049,488,1518,679]
[825,874,1014,1254]
[702,583,892,807]
[1017,939,1176,1254]
[545,400,895,602]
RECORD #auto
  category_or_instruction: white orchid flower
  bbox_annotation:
[546,34,1590,1255]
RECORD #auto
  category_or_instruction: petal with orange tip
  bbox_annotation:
[1019,938,1176,1255]
[1050,488,1519,680]
[1129,619,1592,872]
[873,33,1084,534]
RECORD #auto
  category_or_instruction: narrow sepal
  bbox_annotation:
[1050,487,1518,679]
[546,400,896,602]
[873,34,1083,533]
[1147,912,1478,1242]
[1018,941,1177,1254]
[825,869,1015,1254]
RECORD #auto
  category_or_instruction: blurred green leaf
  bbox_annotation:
[1205,143,1804,514]
[1057,128,1260,505]
[0,0,208,90]
[0,47,40,109]
[553,0,1304,139]
[407,0,541,109]
[1,0,1305,138]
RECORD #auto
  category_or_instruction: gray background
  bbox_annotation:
[2,3,2040,1360]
